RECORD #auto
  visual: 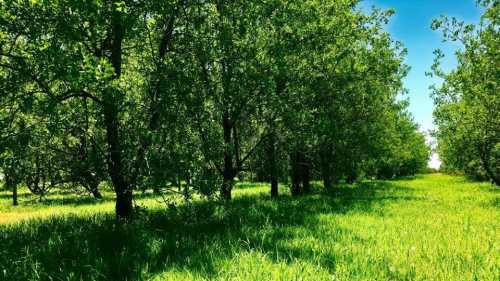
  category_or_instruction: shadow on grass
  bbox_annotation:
[0,181,419,281]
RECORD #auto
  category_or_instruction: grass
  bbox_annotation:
[0,174,498,281]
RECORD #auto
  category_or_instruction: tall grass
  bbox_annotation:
[0,174,498,280]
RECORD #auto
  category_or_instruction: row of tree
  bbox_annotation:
[0,0,430,220]
[431,0,499,185]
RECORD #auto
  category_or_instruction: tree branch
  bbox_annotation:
[56,90,103,105]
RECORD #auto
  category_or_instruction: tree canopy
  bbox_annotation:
[0,0,431,219]
[431,0,499,185]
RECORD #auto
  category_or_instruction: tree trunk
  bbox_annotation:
[269,78,285,198]
[91,188,103,200]
[492,177,500,187]
[271,175,278,198]
[89,182,103,199]
[221,178,233,201]
[347,172,356,184]
[268,131,278,198]
[321,163,333,189]
[256,169,266,182]
[300,151,311,194]
[7,174,18,206]
[267,129,278,198]
[325,166,340,188]
[479,151,500,186]
[103,96,133,221]
[221,113,235,201]
[13,183,18,206]
[116,189,133,219]
[104,6,133,221]
[290,150,301,196]
[323,177,332,190]
[320,147,333,189]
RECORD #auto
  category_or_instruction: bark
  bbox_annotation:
[116,189,133,219]
[321,162,339,189]
[91,188,103,200]
[300,151,311,194]
[216,2,237,201]
[13,183,18,206]
[290,149,311,195]
[491,175,500,186]
[100,54,131,218]
[479,149,500,186]
[320,147,333,189]
[256,170,266,183]
[347,173,357,184]
[270,174,279,198]
[6,175,18,206]
[221,113,235,200]
[177,175,182,192]
[482,160,498,185]
[290,151,301,196]
[493,177,500,187]
[269,78,286,198]
[102,6,133,221]
[88,181,103,199]
[268,130,278,198]
[221,179,233,201]
[103,99,133,220]
[323,176,332,190]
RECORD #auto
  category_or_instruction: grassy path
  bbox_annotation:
[0,174,498,280]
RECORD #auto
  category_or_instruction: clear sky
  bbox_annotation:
[360,0,483,168]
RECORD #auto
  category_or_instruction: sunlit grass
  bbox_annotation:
[0,183,273,225]
[0,189,157,224]
[0,174,498,280]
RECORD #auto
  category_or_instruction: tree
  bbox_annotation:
[180,1,276,200]
[0,0,191,219]
[0,0,432,218]
[431,0,499,185]
[276,1,412,188]
[370,110,430,179]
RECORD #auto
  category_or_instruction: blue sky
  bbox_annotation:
[360,0,483,168]
[361,0,482,132]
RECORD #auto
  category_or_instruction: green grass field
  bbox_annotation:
[0,174,498,281]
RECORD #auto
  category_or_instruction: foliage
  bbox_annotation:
[0,0,429,218]
[431,0,500,185]
[368,111,430,179]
